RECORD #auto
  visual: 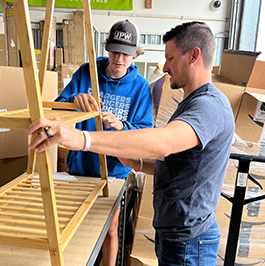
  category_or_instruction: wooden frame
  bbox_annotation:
[0,1,109,265]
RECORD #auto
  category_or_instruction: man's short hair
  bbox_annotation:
[163,21,216,69]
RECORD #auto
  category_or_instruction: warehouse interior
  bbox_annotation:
[0,0,265,265]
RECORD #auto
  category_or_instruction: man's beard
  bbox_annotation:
[171,81,182,90]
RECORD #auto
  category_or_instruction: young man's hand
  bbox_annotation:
[74,93,103,112]
[102,112,124,131]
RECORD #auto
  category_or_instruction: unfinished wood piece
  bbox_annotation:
[0,173,105,250]
[0,108,100,129]
[0,0,109,265]
[83,0,109,197]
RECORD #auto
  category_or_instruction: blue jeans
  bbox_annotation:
[155,221,220,266]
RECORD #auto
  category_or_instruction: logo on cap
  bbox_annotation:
[113,31,132,43]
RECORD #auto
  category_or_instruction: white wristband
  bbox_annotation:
[82,131,91,151]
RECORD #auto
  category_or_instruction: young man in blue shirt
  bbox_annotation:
[55,19,153,266]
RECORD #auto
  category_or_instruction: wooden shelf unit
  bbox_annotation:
[0,1,109,266]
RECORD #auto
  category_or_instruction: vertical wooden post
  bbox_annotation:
[83,0,109,197]
[13,0,64,265]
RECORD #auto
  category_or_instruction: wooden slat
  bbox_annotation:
[0,199,79,211]
[61,180,107,249]
[0,205,75,216]
[0,224,47,236]
[11,187,90,197]
[0,217,46,227]
[13,0,44,123]
[43,101,81,110]
[0,109,100,129]
[0,233,49,250]
[6,190,87,200]
[0,211,70,223]
[38,1,55,96]
[0,173,32,196]
[1,195,83,206]
[27,148,36,175]
[0,217,66,229]
[18,183,95,191]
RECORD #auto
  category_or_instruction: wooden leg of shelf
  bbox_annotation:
[99,154,109,197]
[27,136,36,175]
[37,151,64,266]
[83,0,110,198]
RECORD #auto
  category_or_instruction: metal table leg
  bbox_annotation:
[116,178,127,266]
[223,153,265,266]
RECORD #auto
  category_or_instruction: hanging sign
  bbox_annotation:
[5,0,133,10]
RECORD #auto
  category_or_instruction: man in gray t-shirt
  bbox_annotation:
[28,21,235,266]
[154,82,234,242]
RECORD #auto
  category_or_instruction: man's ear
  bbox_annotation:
[190,47,200,64]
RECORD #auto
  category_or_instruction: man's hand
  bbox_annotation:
[27,118,85,153]
[102,112,124,131]
[74,93,103,112]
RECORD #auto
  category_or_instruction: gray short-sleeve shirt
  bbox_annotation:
[153,83,235,242]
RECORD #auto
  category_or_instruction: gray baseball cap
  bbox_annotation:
[105,20,140,56]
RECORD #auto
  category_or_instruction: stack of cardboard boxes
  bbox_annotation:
[0,2,20,67]
[0,67,58,186]
[55,10,85,95]
[213,50,265,144]
[0,2,85,97]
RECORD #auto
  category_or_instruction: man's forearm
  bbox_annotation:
[89,127,167,160]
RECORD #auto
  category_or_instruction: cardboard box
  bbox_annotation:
[55,45,63,67]
[235,91,265,143]
[6,3,20,67]
[212,73,245,119]
[0,1,7,66]
[212,65,221,75]
[130,175,157,266]
[212,50,262,121]
[39,16,56,70]
[235,58,265,143]
[149,72,183,128]
[0,156,28,187]
[35,49,41,68]
[212,50,265,143]
[74,10,86,66]
[0,66,58,160]
[55,63,79,95]
[63,19,76,64]
[58,145,69,172]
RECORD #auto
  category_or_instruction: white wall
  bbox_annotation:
[29,0,232,66]
[29,1,231,34]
